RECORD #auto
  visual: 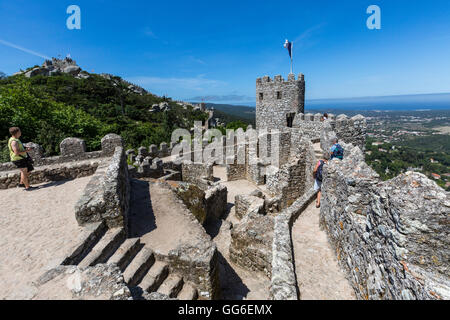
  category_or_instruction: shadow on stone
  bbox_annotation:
[36,179,73,190]
[129,286,145,300]
[204,218,223,239]
[128,179,156,237]
[217,251,250,300]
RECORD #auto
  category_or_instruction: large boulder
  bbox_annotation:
[63,65,81,75]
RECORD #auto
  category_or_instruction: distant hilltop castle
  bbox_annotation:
[14,57,85,79]
[13,57,148,95]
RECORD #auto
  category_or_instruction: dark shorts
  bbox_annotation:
[13,155,34,172]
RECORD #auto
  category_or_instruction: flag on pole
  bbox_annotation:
[284,39,293,74]
[284,39,292,58]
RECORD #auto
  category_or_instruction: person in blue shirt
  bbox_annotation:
[330,138,344,160]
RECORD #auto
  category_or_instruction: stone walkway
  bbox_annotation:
[128,179,209,256]
[0,177,91,299]
[292,201,356,300]
[206,166,271,300]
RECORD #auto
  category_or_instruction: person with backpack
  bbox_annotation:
[330,138,344,160]
[8,127,36,191]
[313,152,329,208]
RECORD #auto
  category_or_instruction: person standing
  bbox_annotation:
[313,152,329,208]
[8,127,35,190]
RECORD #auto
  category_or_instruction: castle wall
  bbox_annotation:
[0,158,103,190]
[292,113,324,141]
[0,134,126,173]
[256,74,305,131]
[292,113,367,152]
[266,137,316,209]
[75,146,130,230]
[333,115,367,151]
[320,143,450,300]
[181,162,214,185]
[229,202,273,277]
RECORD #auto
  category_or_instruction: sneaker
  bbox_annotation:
[18,184,25,188]
[24,186,37,191]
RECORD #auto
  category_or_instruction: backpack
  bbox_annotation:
[331,144,344,160]
[316,160,324,182]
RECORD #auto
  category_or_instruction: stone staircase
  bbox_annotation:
[68,227,199,300]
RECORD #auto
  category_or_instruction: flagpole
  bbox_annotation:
[291,41,293,74]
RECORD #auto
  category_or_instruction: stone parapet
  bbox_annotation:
[0,158,105,189]
[270,188,317,300]
[0,134,124,172]
[74,146,130,230]
[320,143,450,300]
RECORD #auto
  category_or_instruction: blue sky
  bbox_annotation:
[1,0,450,102]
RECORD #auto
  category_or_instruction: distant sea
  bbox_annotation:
[220,93,450,111]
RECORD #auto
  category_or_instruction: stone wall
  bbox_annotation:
[151,182,221,299]
[126,142,173,165]
[160,240,220,300]
[205,184,228,220]
[256,74,305,131]
[294,113,366,151]
[266,137,315,209]
[75,146,130,230]
[174,182,228,225]
[270,188,317,300]
[320,144,450,300]
[181,162,214,185]
[230,200,273,277]
[292,112,324,141]
[0,134,123,172]
[320,115,367,152]
[0,158,103,190]
[226,163,246,181]
[235,194,265,220]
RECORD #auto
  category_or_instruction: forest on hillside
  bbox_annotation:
[0,73,208,162]
[365,136,450,191]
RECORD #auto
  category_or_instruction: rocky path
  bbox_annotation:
[291,201,356,300]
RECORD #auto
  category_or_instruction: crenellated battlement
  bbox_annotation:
[256,73,305,85]
[290,113,367,150]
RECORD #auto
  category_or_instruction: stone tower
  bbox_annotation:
[256,73,305,131]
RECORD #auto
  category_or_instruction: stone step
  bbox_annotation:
[157,274,184,298]
[123,247,155,286]
[107,238,142,271]
[138,261,169,292]
[61,221,107,265]
[78,228,126,268]
[177,282,198,300]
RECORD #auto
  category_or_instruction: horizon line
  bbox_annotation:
[187,92,450,105]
